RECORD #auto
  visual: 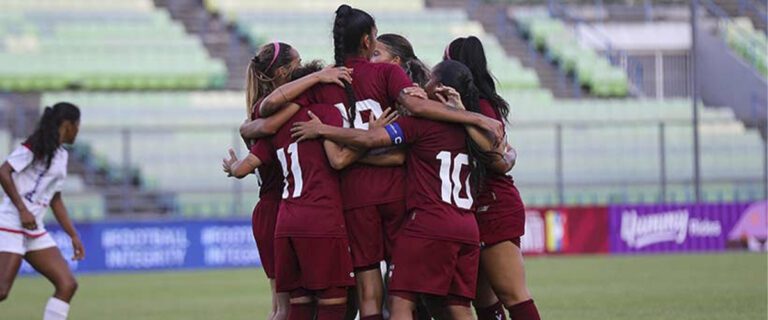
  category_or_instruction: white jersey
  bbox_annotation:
[0,144,68,237]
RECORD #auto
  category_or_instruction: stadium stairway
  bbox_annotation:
[712,0,767,32]
[153,0,255,90]
[425,0,584,98]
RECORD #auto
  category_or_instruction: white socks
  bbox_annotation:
[43,297,70,320]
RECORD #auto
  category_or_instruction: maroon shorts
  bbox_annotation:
[387,235,480,300]
[274,236,356,293]
[477,206,525,249]
[252,197,280,278]
[344,200,407,268]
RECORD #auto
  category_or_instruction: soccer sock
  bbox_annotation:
[506,299,541,320]
[316,303,347,320]
[288,303,314,320]
[43,297,70,320]
[360,315,384,320]
[475,301,507,320]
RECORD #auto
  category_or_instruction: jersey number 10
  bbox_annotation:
[277,143,303,199]
[436,151,473,210]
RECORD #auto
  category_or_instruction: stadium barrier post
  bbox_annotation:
[122,128,132,214]
[658,122,667,203]
[555,124,564,206]
[690,0,702,202]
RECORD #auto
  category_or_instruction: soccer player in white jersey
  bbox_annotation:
[0,102,84,320]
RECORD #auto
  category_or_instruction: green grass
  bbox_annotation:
[2,253,765,319]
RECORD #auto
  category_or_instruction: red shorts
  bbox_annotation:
[387,235,479,300]
[476,204,525,249]
[344,200,407,268]
[274,236,356,293]
[252,197,280,278]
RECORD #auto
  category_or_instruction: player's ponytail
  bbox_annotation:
[25,102,80,169]
[245,42,294,118]
[447,36,510,120]
[433,60,496,196]
[377,33,431,88]
[333,4,375,127]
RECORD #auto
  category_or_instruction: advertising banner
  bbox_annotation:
[19,219,261,275]
[609,201,766,253]
[522,206,609,255]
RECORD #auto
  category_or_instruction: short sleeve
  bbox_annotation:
[293,89,316,108]
[5,145,34,172]
[249,139,275,166]
[385,65,414,104]
[386,116,424,146]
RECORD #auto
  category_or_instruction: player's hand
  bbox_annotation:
[402,85,427,100]
[316,65,353,88]
[435,85,464,110]
[291,111,324,142]
[369,108,398,130]
[476,115,504,148]
[222,148,238,176]
[71,236,85,261]
[19,209,37,230]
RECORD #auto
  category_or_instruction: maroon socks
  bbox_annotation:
[316,303,347,320]
[506,299,541,320]
[475,301,507,320]
[288,303,314,320]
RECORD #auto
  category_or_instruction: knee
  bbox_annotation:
[496,290,530,307]
[57,278,78,296]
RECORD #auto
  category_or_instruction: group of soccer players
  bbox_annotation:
[224,4,541,320]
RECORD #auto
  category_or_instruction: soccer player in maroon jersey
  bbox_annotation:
[372,34,431,89]
[445,36,541,320]
[239,42,352,320]
[260,6,504,320]
[225,102,398,320]
[291,60,510,320]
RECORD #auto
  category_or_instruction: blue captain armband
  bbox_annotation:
[385,123,405,145]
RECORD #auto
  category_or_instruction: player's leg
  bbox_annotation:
[316,286,348,320]
[25,244,77,320]
[474,270,506,320]
[444,296,474,320]
[0,252,23,302]
[269,279,290,320]
[288,289,315,320]
[481,240,540,320]
[344,287,359,320]
[345,206,386,318]
[388,292,416,320]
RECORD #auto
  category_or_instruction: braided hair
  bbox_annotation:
[245,42,294,118]
[445,36,510,120]
[332,4,375,127]
[24,102,80,169]
[432,60,495,196]
[377,33,431,88]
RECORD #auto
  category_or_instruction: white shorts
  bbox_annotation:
[0,230,58,255]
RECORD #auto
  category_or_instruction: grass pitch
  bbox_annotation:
[2,252,765,319]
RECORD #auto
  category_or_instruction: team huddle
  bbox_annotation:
[224,4,541,320]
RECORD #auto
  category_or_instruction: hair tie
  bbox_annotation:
[265,42,281,71]
[444,45,451,60]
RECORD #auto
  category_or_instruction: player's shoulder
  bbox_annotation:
[477,98,500,121]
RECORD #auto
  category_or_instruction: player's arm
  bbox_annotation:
[358,148,406,167]
[222,149,263,179]
[292,114,392,149]
[240,103,301,139]
[50,192,85,260]
[260,66,353,117]
[398,90,504,144]
[318,108,400,170]
[0,161,37,230]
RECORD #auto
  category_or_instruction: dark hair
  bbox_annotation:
[333,4,376,127]
[445,36,510,120]
[246,42,295,117]
[432,60,496,196]
[377,34,431,88]
[25,102,80,169]
[290,60,324,79]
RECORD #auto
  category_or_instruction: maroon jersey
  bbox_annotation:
[385,116,479,245]
[474,99,524,212]
[250,105,283,201]
[250,104,346,238]
[294,57,413,209]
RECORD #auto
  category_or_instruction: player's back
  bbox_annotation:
[390,116,480,245]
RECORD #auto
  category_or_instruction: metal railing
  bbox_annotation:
[24,118,765,221]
